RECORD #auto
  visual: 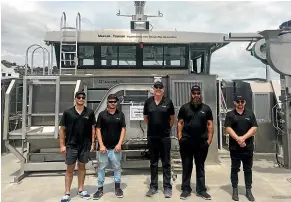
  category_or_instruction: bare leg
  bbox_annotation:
[65,164,75,194]
[78,162,86,192]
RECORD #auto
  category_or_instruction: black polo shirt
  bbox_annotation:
[96,109,126,149]
[178,103,213,141]
[224,109,258,151]
[143,96,175,137]
[59,106,96,148]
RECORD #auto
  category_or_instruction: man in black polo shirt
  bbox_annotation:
[59,91,96,202]
[224,95,258,201]
[143,81,175,198]
[177,85,213,200]
[93,94,126,200]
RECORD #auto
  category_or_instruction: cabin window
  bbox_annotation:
[55,43,188,69]
[143,45,164,66]
[8,73,11,76]
[163,45,186,67]
[2,73,5,77]
[118,46,136,66]
[78,45,94,66]
[101,45,118,66]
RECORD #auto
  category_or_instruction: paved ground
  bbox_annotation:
[2,151,291,202]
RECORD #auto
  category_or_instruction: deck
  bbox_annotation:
[2,150,291,202]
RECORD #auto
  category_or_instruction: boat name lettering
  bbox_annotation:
[97,34,177,39]
[98,80,119,84]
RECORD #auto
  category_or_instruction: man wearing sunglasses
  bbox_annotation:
[93,94,126,200]
[224,95,258,201]
[177,85,213,200]
[143,81,175,198]
[59,91,96,202]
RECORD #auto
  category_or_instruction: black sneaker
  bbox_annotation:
[115,188,124,198]
[197,191,211,200]
[246,189,255,201]
[146,188,158,197]
[180,191,191,200]
[93,187,103,200]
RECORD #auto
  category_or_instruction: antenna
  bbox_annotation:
[116,1,163,31]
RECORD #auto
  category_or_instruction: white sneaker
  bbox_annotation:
[78,190,91,200]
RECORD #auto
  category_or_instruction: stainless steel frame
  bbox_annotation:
[3,76,86,182]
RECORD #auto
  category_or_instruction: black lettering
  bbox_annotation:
[98,80,118,84]
[113,35,125,38]
[98,34,111,38]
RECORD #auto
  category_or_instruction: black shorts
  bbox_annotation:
[65,146,90,165]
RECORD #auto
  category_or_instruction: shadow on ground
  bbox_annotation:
[220,184,246,196]
[70,182,128,198]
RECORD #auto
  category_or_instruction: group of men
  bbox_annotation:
[59,81,258,202]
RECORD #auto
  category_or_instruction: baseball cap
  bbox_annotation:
[153,81,164,88]
[75,90,86,98]
[191,85,201,92]
[107,94,119,101]
[234,95,245,101]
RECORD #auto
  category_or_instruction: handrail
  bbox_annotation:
[25,44,46,76]
[76,12,81,31]
[60,12,66,29]
[31,46,50,75]
[220,88,228,113]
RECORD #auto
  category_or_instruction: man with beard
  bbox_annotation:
[143,81,175,198]
[224,95,257,201]
[93,94,126,200]
[59,91,96,202]
[177,85,213,200]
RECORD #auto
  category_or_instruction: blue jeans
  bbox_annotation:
[97,149,122,188]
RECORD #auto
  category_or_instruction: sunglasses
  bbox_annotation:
[108,100,117,104]
[236,100,245,104]
[192,92,201,95]
[76,96,85,100]
[154,86,163,89]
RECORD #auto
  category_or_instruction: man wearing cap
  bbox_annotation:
[59,91,96,202]
[143,81,175,198]
[224,95,258,201]
[177,85,213,200]
[93,94,126,199]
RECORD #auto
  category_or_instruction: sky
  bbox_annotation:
[1,0,291,79]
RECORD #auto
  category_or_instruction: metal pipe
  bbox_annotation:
[21,77,27,140]
[223,36,259,42]
[229,32,263,39]
[73,80,81,105]
[76,12,81,31]
[266,65,271,82]
[31,46,50,75]
[3,79,16,140]
[60,12,66,75]
[50,44,54,75]
[54,77,60,139]
[5,140,26,162]
[60,12,66,29]
[25,44,45,75]
[28,84,33,127]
